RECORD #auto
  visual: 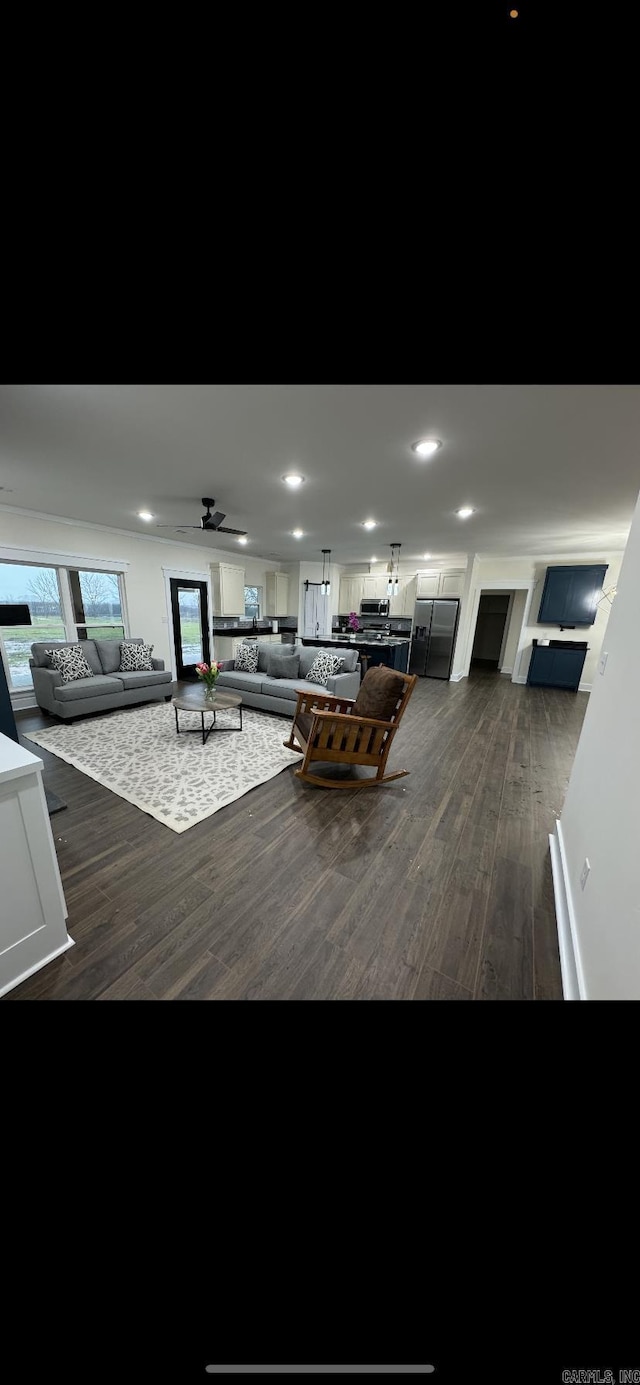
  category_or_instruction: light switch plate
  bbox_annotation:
[598,651,608,675]
[580,858,591,890]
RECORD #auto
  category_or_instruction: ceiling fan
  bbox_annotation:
[156,497,247,536]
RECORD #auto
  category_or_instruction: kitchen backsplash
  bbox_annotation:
[212,616,297,630]
[333,614,412,633]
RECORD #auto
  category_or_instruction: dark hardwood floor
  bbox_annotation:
[5,671,587,1001]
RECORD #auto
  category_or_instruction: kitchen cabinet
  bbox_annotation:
[440,571,465,598]
[390,575,417,616]
[362,574,388,599]
[210,562,245,616]
[537,564,608,626]
[265,570,289,616]
[339,576,364,613]
[417,570,465,599]
[527,643,588,691]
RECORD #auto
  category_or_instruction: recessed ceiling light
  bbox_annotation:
[456,507,475,519]
[292,529,304,538]
[362,519,377,529]
[370,556,377,563]
[282,474,305,488]
[138,510,154,521]
[412,439,442,458]
[237,536,248,544]
[423,553,431,560]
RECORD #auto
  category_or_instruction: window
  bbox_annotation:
[0,559,127,692]
[70,569,124,642]
[244,585,261,619]
[0,563,66,689]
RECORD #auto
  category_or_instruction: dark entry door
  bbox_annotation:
[170,578,210,679]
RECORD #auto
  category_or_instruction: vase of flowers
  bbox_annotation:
[196,661,222,698]
[348,611,360,635]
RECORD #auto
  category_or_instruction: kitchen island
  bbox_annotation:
[300,636,410,674]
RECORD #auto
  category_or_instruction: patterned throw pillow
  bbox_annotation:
[235,643,259,673]
[45,645,95,683]
[119,641,154,672]
[306,651,345,685]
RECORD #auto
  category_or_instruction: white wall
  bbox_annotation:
[456,551,623,687]
[555,490,640,999]
[0,507,290,692]
[500,589,527,674]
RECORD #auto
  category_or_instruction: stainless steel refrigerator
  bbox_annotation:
[409,598,460,679]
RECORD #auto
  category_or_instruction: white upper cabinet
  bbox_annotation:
[362,574,389,600]
[265,571,289,615]
[210,562,245,616]
[440,571,465,597]
[389,575,417,616]
[417,573,440,598]
[416,570,465,600]
[339,576,364,613]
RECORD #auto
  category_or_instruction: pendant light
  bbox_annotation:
[386,543,401,596]
[321,549,331,596]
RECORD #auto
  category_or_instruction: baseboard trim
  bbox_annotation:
[512,675,527,685]
[11,690,38,711]
[449,672,466,682]
[549,821,586,1000]
[578,681,592,693]
[0,933,75,998]
[500,666,513,676]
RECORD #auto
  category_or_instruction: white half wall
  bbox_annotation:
[555,489,640,999]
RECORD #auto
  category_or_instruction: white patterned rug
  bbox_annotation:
[23,702,302,832]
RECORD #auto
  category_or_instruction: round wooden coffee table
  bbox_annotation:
[171,688,243,745]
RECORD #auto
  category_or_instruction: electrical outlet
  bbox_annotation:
[580,858,591,891]
[598,651,608,675]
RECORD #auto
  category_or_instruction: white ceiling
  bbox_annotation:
[0,384,638,564]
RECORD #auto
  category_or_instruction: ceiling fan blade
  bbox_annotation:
[155,523,202,528]
[216,526,247,535]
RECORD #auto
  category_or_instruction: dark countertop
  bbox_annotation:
[302,636,406,648]
[212,626,296,637]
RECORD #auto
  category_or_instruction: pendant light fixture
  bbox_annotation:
[321,549,331,596]
[386,543,401,597]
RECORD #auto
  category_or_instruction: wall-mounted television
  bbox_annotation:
[537,564,608,627]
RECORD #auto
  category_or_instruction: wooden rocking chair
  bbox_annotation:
[283,667,418,789]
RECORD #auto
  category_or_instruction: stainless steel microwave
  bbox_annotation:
[360,599,390,616]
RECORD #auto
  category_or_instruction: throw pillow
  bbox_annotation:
[235,643,259,673]
[306,651,345,685]
[265,651,300,679]
[45,645,95,683]
[119,641,154,672]
[352,665,406,721]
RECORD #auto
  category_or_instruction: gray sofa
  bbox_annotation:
[216,640,361,714]
[30,637,173,720]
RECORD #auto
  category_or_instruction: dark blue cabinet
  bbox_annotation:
[537,564,607,626]
[528,644,587,692]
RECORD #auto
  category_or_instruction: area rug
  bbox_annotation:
[23,702,302,832]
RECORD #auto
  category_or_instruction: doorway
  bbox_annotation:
[470,594,512,671]
[169,578,210,679]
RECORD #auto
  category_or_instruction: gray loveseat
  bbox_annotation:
[30,637,173,720]
[216,640,361,714]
